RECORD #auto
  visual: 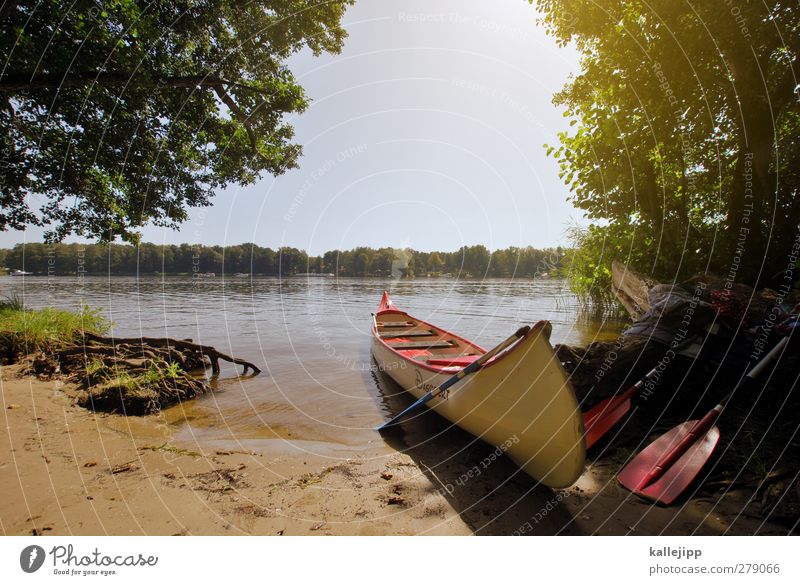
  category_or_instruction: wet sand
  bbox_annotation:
[0,365,785,536]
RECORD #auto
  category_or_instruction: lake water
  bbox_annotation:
[1,276,626,453]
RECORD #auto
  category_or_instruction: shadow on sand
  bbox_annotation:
[370,362,582,535]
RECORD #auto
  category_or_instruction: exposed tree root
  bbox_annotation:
[80,332,261,375]
[24,333,261,416]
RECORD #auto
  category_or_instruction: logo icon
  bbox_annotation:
[20,545,46,573]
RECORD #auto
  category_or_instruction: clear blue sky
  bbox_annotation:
[1,0,581,254]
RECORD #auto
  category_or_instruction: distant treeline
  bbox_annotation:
[0,243,566,278]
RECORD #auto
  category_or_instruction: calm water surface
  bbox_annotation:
[1,276,626,454]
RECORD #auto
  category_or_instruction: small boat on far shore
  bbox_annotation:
[371,291,585,488]
[9,269,33,276]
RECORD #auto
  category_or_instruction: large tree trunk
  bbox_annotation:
[726,54,777,287]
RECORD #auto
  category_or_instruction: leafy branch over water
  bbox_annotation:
[0,1,354,242]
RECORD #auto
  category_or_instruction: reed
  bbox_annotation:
[0,299,108,357]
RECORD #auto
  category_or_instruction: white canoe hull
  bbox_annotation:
[372,315,585,488]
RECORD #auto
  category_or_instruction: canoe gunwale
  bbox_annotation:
[372,307,551,375]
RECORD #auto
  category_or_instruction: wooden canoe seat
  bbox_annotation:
[427,355,480,367]
[379,329,435,339]
[388,340,457,350]
[377,321,416,328]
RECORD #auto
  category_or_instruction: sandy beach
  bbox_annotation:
[1,363,790,536]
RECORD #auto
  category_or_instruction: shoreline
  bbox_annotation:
[1,364,466,536]
[1,273,561,280]
[1,364,789,536]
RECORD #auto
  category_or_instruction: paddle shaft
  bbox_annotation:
[584,366,658,427]
[376,325,530,429]
[634,408,721,489]
[635,336,789,489]
[584,364,675,449]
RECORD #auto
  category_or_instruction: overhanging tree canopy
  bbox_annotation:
[0,0,352,242]
[536,0,800,291]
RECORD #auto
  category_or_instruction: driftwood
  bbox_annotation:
[80,332,261,375]
[26,332,262,415]
[611,260,659,320]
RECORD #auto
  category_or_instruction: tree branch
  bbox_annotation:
[0,72,260,93]
[0,71,276,162]
[1,72,274,162]
[212,83,269,163]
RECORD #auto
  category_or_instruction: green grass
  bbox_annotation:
[0,301,109,357]
[0,295,24,311]
[85,357,108,378]
[78,357,193,415]
[89,367,158,395]
[142,360,182,384]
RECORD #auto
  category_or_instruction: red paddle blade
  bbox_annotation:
[618,421,721,505]
[583,388,635,449]
[584,396,632,449]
